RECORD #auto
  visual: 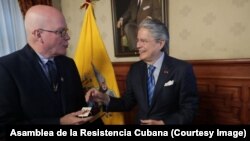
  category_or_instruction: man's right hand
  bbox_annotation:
[85,88,110,105]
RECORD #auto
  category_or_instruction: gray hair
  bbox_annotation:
[138,18,169,52]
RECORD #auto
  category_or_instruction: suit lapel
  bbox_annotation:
[149,55,173,109]
[23,46,66,115]
[54,57,67,114]
[23,45,51,90]
[139,62,150,109]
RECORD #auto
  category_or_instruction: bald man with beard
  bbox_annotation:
[0,5,102,138]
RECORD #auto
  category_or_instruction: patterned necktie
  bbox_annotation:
[46,60,58,92]
[147,65,156,106]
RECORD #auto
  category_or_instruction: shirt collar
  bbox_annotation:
[148,52,164,69]
[36,53,54,64]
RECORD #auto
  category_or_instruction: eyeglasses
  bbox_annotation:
[39,28,68,38]
[137,39,157,45]
[137,38,163,45]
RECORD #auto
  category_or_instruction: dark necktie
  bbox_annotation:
[147,65,156,106]
[137,0,141,15]
[46,60,58,92]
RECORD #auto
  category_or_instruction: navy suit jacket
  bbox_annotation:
[122,0,161,24]
[0,44,88,125]
[109,54,199,124]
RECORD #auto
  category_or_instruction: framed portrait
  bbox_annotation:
[111,0,169,57]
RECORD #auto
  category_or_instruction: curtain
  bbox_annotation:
[0,0,27,57]
[18,0,52,16]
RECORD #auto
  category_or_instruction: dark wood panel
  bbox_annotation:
[113,59,250,124]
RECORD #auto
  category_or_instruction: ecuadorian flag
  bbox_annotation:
[74,3,124,125]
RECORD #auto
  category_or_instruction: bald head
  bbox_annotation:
[25,5,66,43]
[24,5,69,58]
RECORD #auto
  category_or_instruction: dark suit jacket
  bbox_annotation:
[122,0,161,24]
[108,54,199,124]
[0,44,88,125]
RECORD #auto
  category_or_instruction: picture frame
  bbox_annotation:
[111,0,169,57]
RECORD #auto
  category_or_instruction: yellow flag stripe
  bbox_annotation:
[74,4,124,125]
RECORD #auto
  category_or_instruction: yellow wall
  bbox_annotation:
[61,0,250,61]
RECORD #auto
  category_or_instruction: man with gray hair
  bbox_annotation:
[86,18,199,125]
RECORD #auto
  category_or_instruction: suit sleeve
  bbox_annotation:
[107,65,137,112]
[121,0,134,22]
[152,0,162,20]
[0,63,24,126]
